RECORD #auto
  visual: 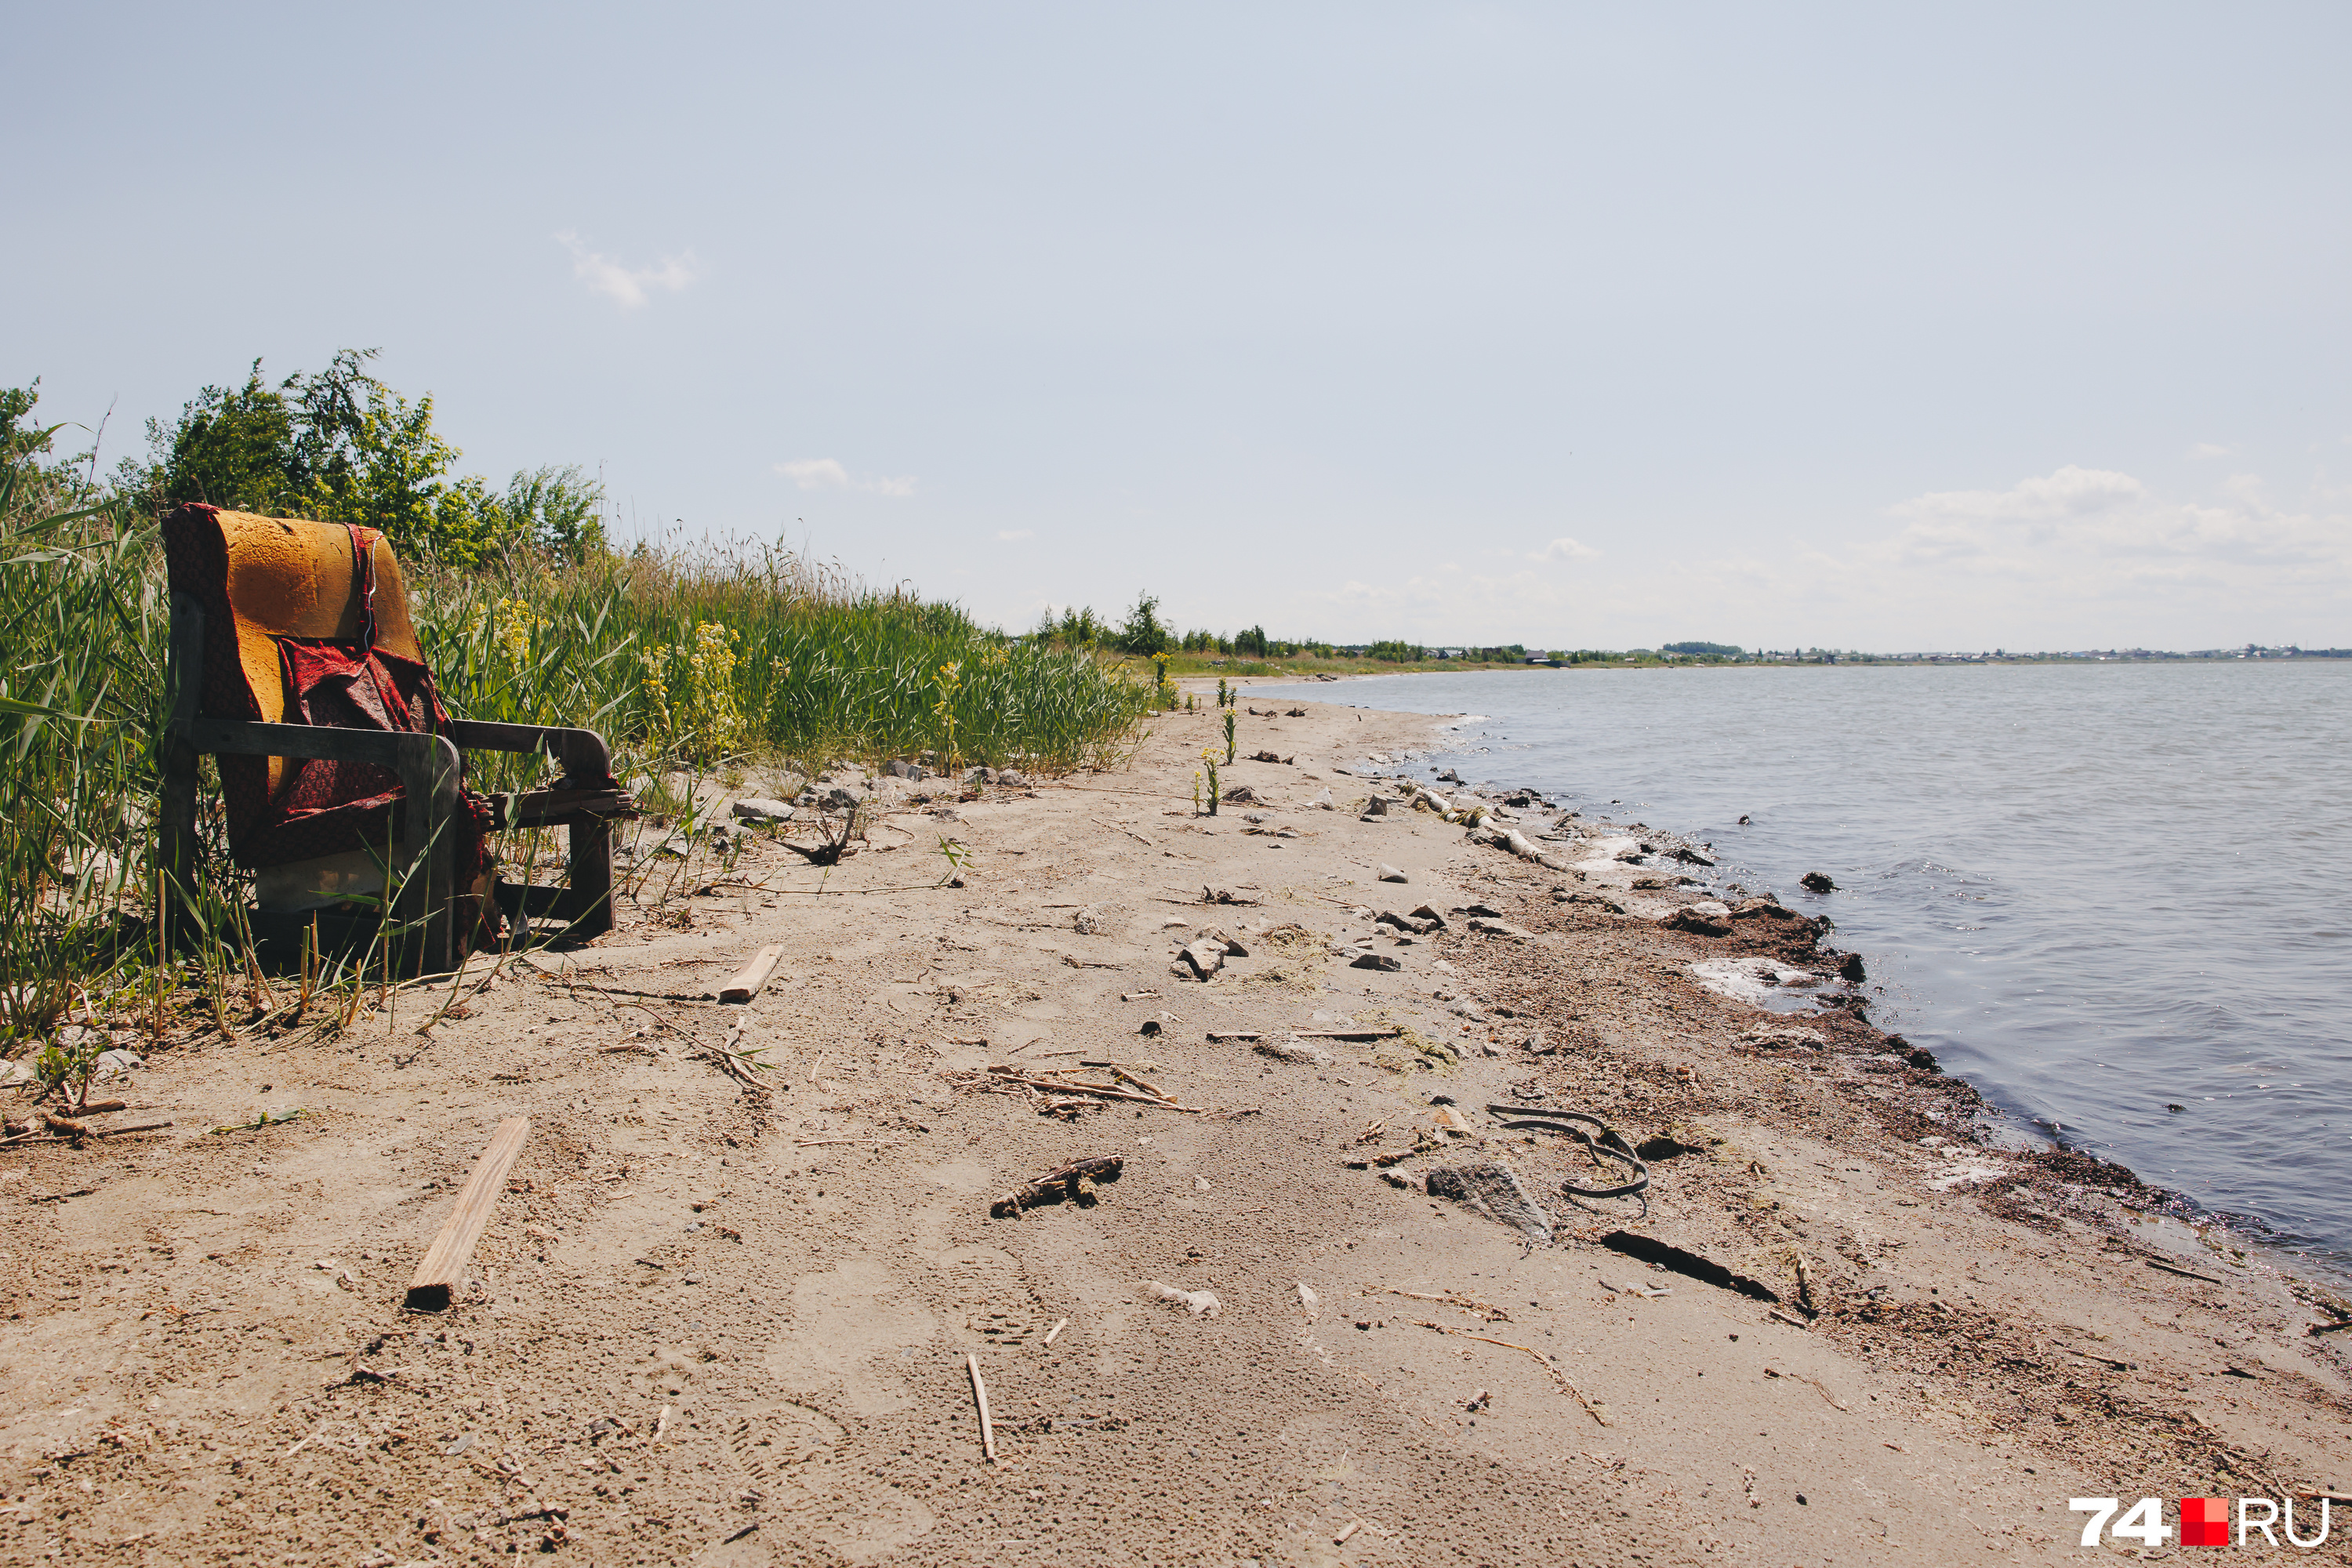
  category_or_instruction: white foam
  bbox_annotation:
[1927,1160,2008,1192]
[1690,958,1820,1005]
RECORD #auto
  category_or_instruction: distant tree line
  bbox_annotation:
[1032,594,1339,658]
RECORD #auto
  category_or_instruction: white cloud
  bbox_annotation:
[1882,466,2344,571]
[1529,535,1600,563]
[1269,465,2351,651]
[1679,465,2352,648]
[556,231,699,308]
[776,459,850,489]
[774,459,917,498]
[995,529,1035,542]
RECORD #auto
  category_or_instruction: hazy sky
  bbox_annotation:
[10,3,2350,651]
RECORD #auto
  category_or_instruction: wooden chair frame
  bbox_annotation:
[160,592,628,975]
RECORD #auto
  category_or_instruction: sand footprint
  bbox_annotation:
[717,1397,935,1564]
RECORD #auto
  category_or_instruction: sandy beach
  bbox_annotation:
[3,686,2346,1566]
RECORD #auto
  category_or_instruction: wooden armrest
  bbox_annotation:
[442,719,613,779]
[490,787,640,829]
[183,717,432,769]
[181,720,458,837]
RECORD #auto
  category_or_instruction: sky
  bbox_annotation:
[8,2,2350,652]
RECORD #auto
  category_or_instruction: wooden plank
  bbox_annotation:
[405,1118,529,1311]
[719,945,786,1004]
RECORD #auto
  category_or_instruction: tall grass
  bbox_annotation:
[413,539,1148,782]
[0,469,167,1049]
[0,499,1146,1055]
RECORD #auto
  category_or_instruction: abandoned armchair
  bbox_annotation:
[158,504,636,973]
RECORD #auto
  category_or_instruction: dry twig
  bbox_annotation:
[966,1354,997,1464]
[1409,1320,1609,1425]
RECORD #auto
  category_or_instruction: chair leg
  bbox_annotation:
[394,735,463,976]
[568,818,615,940]
[158,735,200,956]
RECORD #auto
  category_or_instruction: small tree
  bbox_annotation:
[1116,592,1172,656]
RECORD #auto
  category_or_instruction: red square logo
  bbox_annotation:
[2180,1497,2229,1547]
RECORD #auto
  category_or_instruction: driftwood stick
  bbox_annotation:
[1294,1029,1403,1040]
[990,1155,1126,1218]
[405,1118,529,1311]
[966,1353,997,1464]
[1410,1319,1609,1425]
[1384,1287,1510,1321]
[1110,1065,1173,1102]
[1,1120,176,1149]
[719,945,786,1004]
[986,1069,1200,1112]
[1056,1080,1198,1110]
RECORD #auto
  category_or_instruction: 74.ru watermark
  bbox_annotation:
[2071,1497,2331,1549]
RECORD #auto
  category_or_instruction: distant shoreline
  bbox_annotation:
[1154,645,2351,684]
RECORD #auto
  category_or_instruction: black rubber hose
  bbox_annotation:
[1486,1102,1651,1199]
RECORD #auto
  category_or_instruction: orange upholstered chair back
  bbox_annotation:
[199,510,425,727]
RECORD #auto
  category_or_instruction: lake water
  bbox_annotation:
[1259,662,2352,1270]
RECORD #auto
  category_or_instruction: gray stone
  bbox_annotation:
[1660,906,1731,937]
[1174,944,1225,981]
[730,798,797,822]
[1350,953,1403,971]
[1376,864,1407,884]
[1467,916,1530,938]
[1425,1160,1552,1246]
